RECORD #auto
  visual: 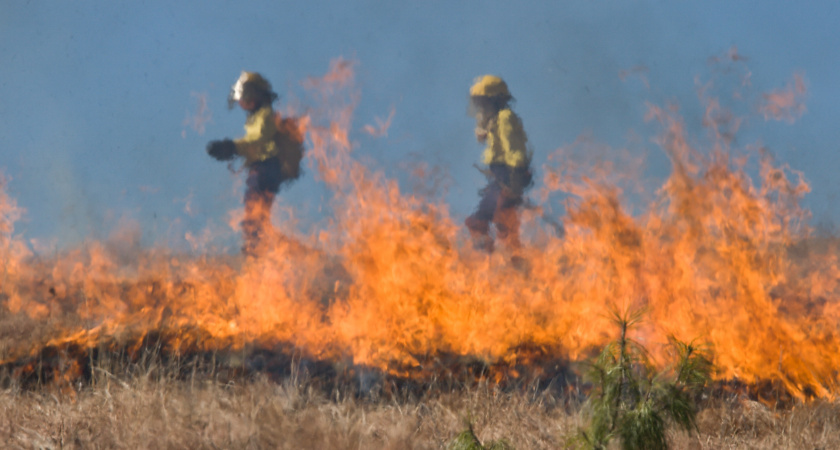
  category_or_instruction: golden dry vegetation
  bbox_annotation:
[0,338,839,450]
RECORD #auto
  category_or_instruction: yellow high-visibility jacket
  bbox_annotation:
[234,106,279,165]
[482,108,530,168]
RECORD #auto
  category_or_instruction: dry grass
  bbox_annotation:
[0,370,574,449]
[1,359,839,449]
[1,307,838,449]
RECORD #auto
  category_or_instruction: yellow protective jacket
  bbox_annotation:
[234,106,279,165]
[481,108,530,168]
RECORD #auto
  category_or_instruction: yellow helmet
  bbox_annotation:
[470,75,510,98]
[228,71,275,108]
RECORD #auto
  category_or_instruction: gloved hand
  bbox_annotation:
[207,139,237,161]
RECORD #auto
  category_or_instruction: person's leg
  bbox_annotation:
[493,197,521,251]
[241,165,278,256]
[486,165,522,251]
[465,182,500,252]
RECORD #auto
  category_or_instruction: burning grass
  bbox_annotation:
[2,54,840,447]
[1,291,832,448]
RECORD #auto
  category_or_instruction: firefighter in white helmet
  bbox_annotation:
[465,75,533,252]
[207,71,305,256]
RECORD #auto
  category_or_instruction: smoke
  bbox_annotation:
[759,73,808,123]
[363,107,395,138]
[181,91,213,138]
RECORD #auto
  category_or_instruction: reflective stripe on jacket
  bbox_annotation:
[482,108,529,168]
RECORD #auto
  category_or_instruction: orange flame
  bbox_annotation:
[363,107,396,138]
[1,58,838,401]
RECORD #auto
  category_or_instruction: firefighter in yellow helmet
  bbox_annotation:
[207,71,305,256]
[465,75,533,252]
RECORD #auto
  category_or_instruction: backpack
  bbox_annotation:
[273,112,307,180]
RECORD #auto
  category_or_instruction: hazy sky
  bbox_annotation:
[2,1,838,251]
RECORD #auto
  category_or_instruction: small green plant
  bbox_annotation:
[574,308,713,450]
[449,419,514,450]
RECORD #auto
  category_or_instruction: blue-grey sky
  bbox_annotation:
[2,1,839,250]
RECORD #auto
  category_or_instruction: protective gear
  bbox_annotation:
[481,109,530,168]
[465,165,523,252]
[274,114,305,180]
[228,71,276,109]
[232,106,305,180]
[467,76,532,253]
[507,166,533,198]
[210,71,305,257]
[207,139,237,161]
[241,160,281,256]
[234,106,280,164]
[469,75,511,99]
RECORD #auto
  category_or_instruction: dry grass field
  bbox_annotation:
[0,342,838,450]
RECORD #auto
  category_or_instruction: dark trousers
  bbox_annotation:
[242,158,285,255]
[465,164,528,252]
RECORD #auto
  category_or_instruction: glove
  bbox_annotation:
[207,139,237,161]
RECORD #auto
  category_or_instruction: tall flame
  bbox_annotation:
[1,57,838,401]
